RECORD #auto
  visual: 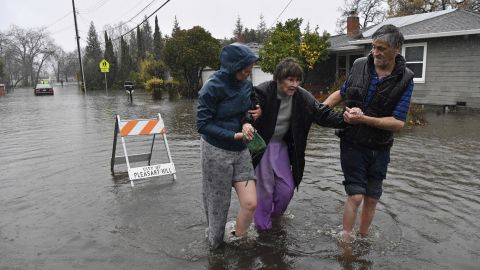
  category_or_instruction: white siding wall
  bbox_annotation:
[251,66,272,85]
[201,66,272,87]
[201,68,215,86]
[410,35,480,108]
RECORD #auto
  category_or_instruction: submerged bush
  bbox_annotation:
[406,103,428,127]
[144,77,181,100]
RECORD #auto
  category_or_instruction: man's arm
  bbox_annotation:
[323,90,343,108]
[343,79,414,132]
[344,109,404,131]
[345,79,415,131]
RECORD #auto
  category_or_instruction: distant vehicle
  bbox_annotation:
[34,83,54,95]
[0,84,6,96]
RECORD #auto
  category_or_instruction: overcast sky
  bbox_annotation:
[1,0,343,52]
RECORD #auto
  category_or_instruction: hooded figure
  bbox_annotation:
[196,43,259,249]
[197,43,259,151]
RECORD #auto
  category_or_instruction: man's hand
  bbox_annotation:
[248,104,262,120]
[343,107,364,124]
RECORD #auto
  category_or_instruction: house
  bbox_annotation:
[314,9,480,108]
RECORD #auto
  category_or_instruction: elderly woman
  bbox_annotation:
[252,57,346,231]
[196,43,260,249]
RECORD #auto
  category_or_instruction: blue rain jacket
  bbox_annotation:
[196,43,259,151]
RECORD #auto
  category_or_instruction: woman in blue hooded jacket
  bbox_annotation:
[197,43,259,249]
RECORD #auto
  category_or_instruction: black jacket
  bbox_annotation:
[253,80,346,188]
[339,54,414,149]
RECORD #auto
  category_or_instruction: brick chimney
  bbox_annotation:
[346,11,360,37]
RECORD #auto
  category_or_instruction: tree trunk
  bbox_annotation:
[34,54,50,87]
[56,62,60,82]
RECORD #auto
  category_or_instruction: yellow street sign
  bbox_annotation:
[99,59,110,73]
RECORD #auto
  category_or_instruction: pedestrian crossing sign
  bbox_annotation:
[99,59,110,73]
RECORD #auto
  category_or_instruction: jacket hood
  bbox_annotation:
[219,43,259,75]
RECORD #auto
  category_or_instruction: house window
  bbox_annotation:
[349,54,364,71]
[337,54,364,80]
[338,55,347,78]
[402,42,427,83]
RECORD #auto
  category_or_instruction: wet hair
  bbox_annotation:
[372,24,404,48]
[273,57,303,82]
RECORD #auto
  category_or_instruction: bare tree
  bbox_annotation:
[63,51,79,83]
[387,0,479,16]
[336,0,387,34]
[455,0,480,13]
[3,25,57,86]
[51,48,65,83]
[33,45,56,85]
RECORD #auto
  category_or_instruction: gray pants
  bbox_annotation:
[200,139,255,249]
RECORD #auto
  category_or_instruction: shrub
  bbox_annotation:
[145,77,163,99]
[144,78,181,100]
[164,80,181,99]
[406,103,428,127]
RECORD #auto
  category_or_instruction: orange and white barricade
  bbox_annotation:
[111,113,176,186]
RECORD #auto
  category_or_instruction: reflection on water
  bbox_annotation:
[0,85,479,269]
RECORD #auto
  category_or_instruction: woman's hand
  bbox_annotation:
[248,104,262,120]
[241,123,255,141]
[234,124,255,141]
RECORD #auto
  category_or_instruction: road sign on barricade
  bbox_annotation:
[111,113,176,186]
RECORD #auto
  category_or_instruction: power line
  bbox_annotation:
[77,13,92,29]
[111,0,171,42]
[46,11,73,29]
[110,0,151,24]
[270,0,294,28]
[109,0,160,32]
[50,24,75,35]
[77,0,112,13]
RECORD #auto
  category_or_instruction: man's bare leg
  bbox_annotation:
[358,196,378,237]
[342,194,364,242]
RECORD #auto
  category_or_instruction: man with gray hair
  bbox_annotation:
[323,24,414,241]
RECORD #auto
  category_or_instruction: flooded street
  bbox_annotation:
[1,84,479,269]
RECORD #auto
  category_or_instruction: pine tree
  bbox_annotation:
[136,26,145,65]
[83,22,103,90]
[119,35,132,83]
[142,16,153,54]
[172,16,180,36]
[153,15,163,60]
[257,14,269,43]
[104,31,117,88]
[128,31,138,71]
[233,16,244,42]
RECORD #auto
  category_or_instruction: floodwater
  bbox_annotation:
[0,84,479,270]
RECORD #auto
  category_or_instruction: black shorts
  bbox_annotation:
[340,140,390,199]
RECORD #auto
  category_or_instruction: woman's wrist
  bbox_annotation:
[234,132,244,141]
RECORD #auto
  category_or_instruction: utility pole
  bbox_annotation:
[72,0,87,94]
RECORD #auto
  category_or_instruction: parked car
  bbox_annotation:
[0,84,6,96]
[34,83,54,95]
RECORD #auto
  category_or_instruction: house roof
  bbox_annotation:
[329,35,364,52]
[330,9,480,48]
[361,9,456,37]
